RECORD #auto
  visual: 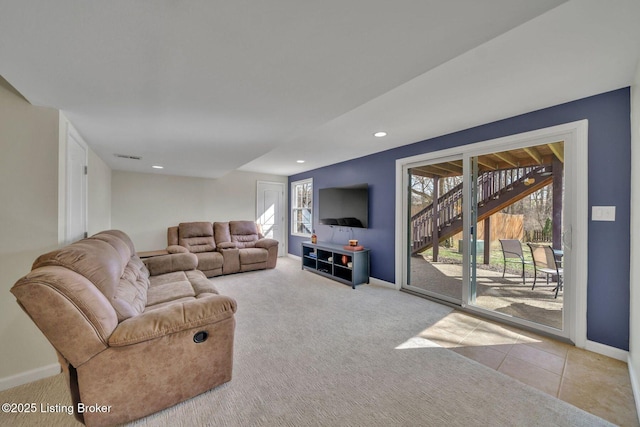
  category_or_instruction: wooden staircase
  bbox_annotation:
[411,165,553,255]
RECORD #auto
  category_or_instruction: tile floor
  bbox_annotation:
[419,310,639,426]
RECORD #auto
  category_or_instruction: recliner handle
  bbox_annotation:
[193,331,208,343]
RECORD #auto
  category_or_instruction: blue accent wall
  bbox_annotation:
[289,87,631,351]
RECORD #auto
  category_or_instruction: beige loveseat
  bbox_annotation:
[167,220,278,277]
[10,230,237,427]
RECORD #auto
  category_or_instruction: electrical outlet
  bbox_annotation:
[592,206,616,222]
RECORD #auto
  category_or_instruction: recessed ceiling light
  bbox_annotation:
[152,165,164,169]
[296,160,305,163]
[373,131,387,138]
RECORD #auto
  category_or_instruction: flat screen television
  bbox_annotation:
[318,183,368,228]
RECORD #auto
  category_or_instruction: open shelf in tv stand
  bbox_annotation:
[301,241,370,289]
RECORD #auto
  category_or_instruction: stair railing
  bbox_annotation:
[411,165,549,253]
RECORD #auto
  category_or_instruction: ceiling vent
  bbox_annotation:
[114,154,142,160]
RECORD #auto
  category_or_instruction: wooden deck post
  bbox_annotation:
[552,158,563,251]
[432,176,439,262]
[484,216,491,264]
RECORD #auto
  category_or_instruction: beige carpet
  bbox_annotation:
[0,257,611,426]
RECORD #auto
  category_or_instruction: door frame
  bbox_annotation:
[396,120,588,347]
[256,180,286,256]
[59,116,89,245]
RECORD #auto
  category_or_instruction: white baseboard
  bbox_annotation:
[585,339,629,362]
[628,357,640,424]
[0,363,61,392]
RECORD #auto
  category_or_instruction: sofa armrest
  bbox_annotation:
[255,238,279,249]
[143,253,198,275]
[218,247,240,274]
[109,294,237,347]
[217,242,237,250]
[167,245,189,254]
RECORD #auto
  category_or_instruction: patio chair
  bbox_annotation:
[527,243,563,298]
[499,239,531,284]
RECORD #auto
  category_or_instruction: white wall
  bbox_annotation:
[112,170,287,251]
[0,83,113,389]
[0,76,60,384]
[629,59,640,415]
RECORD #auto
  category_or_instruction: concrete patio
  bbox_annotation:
[408,255,562,329]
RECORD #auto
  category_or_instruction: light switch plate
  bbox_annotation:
[592,206,616,221]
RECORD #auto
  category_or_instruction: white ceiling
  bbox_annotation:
[1,1,639,179]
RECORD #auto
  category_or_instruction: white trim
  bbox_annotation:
[59,115,89,245]
[395,156,405,293]
[290,177,313,238]
[583,340,629,362]
[628,356,640,424]
[462,155,472,306]
[58,113,67,244]
[395,120,589,346]
[572,121,589,348]
[0,364,61,391]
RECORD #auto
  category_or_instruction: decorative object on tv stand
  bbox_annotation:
[343,239,364,251]
[311,229,317,244]
[343,238,363,251]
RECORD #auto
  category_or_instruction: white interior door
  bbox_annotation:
[257,181,285,256]
[66,129,87,243]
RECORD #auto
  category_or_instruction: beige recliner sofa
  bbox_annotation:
[167,220,278,277]
[10,230,237,427]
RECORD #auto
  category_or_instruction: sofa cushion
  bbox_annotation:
[116,256,151,319]
[186,270,219,295]
[144,253,198,276]
[109,295,237,346]
[94,230,136,255]
[233,236,257,248]
[179,222,216,253]
[195,252,223,271]
[32,240,122,286]
[229,221,260,248]
[149,271,188,287]
[143,296,196,313]
[91,232,132,266]
[32,237,150,322]
[147,280,195,306]
[213,222,231,245]
[146,270,217,308]
[239,248,269,264]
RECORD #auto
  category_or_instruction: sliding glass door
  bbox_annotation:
[406,156,463,305]
[467,142,565,330]
[401,126,577,340]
